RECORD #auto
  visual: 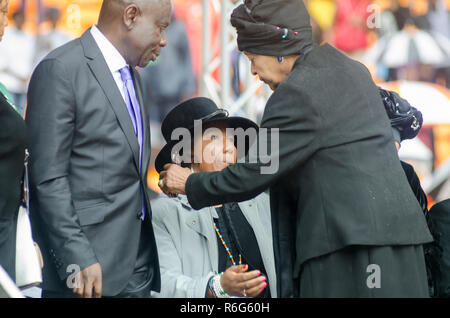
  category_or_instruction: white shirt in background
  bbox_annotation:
[0,27,36,94]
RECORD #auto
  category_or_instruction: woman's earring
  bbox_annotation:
[277,56,283,63]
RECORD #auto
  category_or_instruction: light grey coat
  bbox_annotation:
[150,192,277,298]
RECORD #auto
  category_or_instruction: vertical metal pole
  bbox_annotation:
[220,0,231,108]
[200,0,210,97]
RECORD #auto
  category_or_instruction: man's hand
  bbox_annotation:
[72,262,102,298]
[220,265,267,297]
[158,164,193,196]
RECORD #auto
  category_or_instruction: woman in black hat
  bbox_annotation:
[159,0,432,297]
[151,97,275,298]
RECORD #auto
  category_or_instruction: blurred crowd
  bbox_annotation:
[0,7,71,116]
[2,0,449,114]
[306,0,450,86]
[1,0,450,299]
[0,0,449,198]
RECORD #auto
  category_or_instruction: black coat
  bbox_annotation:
[185,44,433,297]
[429,199,450,297]
[0,92,27,281]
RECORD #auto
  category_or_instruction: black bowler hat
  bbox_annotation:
[155,97,259,173]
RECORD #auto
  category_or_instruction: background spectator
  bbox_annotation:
[34,8,71,65]
[333,0,372,61]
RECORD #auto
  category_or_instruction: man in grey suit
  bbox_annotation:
[25,0,172,298]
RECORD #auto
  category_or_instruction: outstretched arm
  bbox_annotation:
[160,81,321,210]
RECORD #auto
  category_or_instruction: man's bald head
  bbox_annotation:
[97,0,172,67]
[99,0,165,20]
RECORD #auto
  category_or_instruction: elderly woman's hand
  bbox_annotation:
[220,265,267,298]
[158,164,192,195]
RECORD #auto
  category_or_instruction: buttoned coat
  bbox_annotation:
[150,192,277,298]
[185,44,433,297]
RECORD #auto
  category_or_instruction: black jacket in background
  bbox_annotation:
[401,161,442,297]
[429,199,450,297]
[0,93,27,281]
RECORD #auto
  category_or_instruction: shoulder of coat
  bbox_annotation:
[151,194,185,221]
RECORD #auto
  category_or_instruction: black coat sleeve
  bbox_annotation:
[186,81,321,210]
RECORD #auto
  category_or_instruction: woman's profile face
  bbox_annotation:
[244,51,285,91]
[0,0,9,41]
[192,122,237,173]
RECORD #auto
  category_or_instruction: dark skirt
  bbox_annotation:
[298,244,429,298]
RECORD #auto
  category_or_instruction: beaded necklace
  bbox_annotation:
[213,222,242,266]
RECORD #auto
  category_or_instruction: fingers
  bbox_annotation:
[72,275,84,298]
[163,164,173,170]
[236,268,267,298]
[229,264,248,273]
[93,276,102,298]
[239,269,261,282]
[158,164,190,195]
[83,280,93,298]
[238,273,266,291]
[244,276,268,297]
[72,263,103,298]
[77,277,101,298]
[222,266,266,297]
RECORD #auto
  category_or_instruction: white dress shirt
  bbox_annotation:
[90,25,128,102]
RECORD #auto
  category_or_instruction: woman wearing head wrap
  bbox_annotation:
[159,0,433,297]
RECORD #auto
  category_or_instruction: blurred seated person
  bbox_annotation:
[150,98,275,298]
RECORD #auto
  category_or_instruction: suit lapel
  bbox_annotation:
[80,30,140,171]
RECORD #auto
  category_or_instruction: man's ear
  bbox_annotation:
[123,4,139,30]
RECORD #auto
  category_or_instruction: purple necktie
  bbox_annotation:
[119,66,145,220]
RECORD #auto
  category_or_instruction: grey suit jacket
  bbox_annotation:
[25,29,160,296]
[150,192,277,298]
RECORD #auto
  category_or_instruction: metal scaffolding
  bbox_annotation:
[199,0,269,122]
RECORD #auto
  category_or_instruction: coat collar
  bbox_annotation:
[175,195,219,271]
